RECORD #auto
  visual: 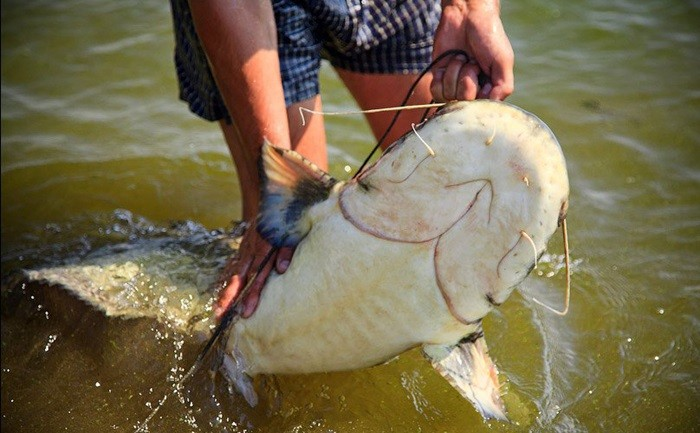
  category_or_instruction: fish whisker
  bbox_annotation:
[532,218,571,316]
[411,123,436,157]
[519,230,538,270]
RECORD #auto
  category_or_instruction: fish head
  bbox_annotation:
[340,100,570,322]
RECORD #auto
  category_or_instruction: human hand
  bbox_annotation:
[215,223,294,320]
[431,0,514,101]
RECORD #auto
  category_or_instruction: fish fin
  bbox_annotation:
[423,329,508,421]
[257,140,338,248]
[220,333,259,407]
[221,350,258,407]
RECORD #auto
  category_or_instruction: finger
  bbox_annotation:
[276,246,294,273]
[485,56,514,101]
[477,82,493,100]
[242,253,276,318]
[430,67,446,102]
[215,273,244,320]
[440,54,469,101]
[215,256,252,319]
[429,50,464,102]
[489,79,514,101]
[454,63,480,101]
[241,288,259,319]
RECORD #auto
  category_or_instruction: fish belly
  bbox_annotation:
[228,199,472,375]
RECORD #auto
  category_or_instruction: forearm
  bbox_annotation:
[187,0,291,151]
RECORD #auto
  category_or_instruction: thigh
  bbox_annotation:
[336,69,435,147]
[286,95,328,171]
[170,0,230,122]
[273,0,323,107]
[323,0,440,146]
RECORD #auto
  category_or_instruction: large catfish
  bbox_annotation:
[221,100,570,420]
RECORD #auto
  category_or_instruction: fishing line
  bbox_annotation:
[532,219,571,316]
[294,49,475,177]
[298,103,445,126]
[134,244,278,433]
[352,49,472,178]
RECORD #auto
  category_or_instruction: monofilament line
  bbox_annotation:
[298,103,445,126]
[134,391,171,432]
[532,218,571,316]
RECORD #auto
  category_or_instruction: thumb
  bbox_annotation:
[484,56,514,100]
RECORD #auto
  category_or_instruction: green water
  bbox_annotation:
[2,1,699,432]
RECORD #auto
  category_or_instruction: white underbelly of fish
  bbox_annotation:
[228,201,472,375]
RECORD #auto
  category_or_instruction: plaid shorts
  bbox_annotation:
[170,0,440,121]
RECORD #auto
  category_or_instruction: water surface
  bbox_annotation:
[2,1,699,432]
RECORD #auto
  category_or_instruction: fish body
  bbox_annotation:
[230,203,473,374]
[223,100,570,419]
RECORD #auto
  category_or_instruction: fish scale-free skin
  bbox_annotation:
[230,197,475,375]
[338,102,568,321]
[225,101,569,412]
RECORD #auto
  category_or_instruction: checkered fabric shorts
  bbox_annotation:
[169,0,440,121]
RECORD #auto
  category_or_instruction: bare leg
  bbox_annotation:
[335,69,435,147]
[219,120,259,222]
[287,95,328,171]
[188,1,329,320]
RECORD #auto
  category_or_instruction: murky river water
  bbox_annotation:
[2,1,699,432]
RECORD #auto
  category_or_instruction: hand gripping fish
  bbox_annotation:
[221,100,569,420]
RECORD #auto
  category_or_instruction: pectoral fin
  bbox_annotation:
[257,140,338,247]
[221,344,258,407]
[423,329,508,421]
